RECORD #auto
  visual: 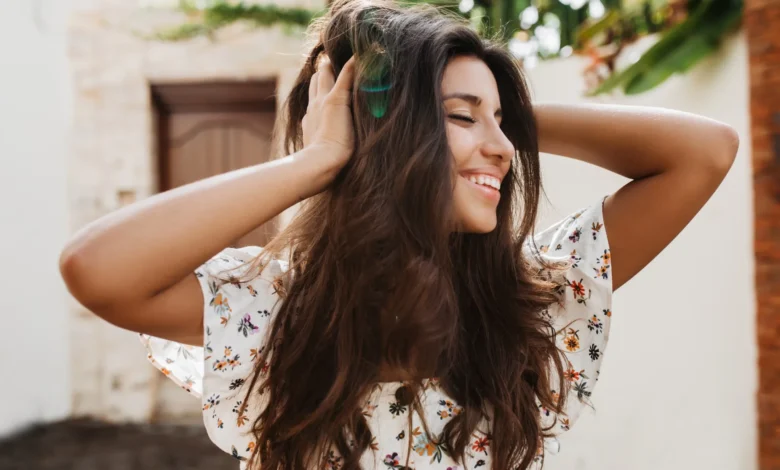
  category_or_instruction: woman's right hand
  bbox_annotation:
[302,55,357,172]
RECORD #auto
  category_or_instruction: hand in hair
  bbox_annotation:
[58,58,357,345]
[302,55,357,172]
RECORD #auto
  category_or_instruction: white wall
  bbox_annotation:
[530,34,756,470]
[0,0,72,437]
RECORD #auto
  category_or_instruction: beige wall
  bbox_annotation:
[66,0,319,422]
[529,34,756,470]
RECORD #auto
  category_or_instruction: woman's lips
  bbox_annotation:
[460,175,501,202]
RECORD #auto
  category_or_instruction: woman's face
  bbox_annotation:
[443,56,515,234]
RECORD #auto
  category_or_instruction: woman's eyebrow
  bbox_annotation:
[443,93,502,117]
[443,92,481,105]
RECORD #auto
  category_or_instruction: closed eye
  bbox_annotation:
[448,114,476,124]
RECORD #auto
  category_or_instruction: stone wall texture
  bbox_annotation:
[67,0,320,422]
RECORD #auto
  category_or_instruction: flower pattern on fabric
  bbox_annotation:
[141,197,613,469]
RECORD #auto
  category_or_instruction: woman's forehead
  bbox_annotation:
[441,56,500,108]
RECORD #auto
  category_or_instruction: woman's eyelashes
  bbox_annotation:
[448,114,476,124]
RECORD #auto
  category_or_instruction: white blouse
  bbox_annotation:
[141,196,612,469]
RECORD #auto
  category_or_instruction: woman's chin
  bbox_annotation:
[458,215,498,234]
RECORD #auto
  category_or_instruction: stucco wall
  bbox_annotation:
[0,0,73,438]
[66,0,319,422]
[529,33,756,470]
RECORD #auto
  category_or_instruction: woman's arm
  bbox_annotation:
[535,103,739,290]
[60,56,355,344]
[60,149,340,343]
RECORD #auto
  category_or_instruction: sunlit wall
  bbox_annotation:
[0,0,72,438]
[530,33,756,470]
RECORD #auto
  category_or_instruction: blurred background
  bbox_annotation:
[0,0,775,468]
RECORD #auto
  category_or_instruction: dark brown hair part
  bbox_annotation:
[240,1,570,468]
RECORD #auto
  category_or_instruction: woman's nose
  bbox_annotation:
[482,125,514,162]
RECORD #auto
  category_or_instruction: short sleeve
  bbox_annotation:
[140,246,286,462]
[528,196,613,437]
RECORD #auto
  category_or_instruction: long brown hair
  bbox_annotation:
[241,1,569,468]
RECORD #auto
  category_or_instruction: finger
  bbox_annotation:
[317,57,336,96]
[332,56,356,95]
[301,115,309,146]
[308,71,318,106]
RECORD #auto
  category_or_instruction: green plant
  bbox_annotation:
[150,1,319,41]
[146,0,743,95]
[585,0,743,95]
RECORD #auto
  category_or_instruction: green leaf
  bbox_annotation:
[152,1,320,42]
[624,5,743,94]
[575,10,620,46]
[623,34,716,94]
[587,0,716,95]
[151,23,212,41]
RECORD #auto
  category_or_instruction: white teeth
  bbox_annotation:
[465,174,501,190]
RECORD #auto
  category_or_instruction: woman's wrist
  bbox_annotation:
[532,103,556,155]
[289,145,348,198]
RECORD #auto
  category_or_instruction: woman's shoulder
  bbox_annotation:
[141,246,288,458]
[198,246,288,281]
[525,197,614,436]
[526,197,609,262]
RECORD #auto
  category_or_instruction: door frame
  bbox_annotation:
[150,80,277,193]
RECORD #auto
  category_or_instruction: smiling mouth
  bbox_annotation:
[460,174,501,202]
[464,174,501,190]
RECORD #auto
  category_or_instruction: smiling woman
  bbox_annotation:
[443,57,515,233]
[246,7,570,466]
[59,0,738,469]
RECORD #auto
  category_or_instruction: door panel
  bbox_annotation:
[154,83,277,248]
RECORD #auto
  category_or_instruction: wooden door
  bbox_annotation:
[152,81,277,248]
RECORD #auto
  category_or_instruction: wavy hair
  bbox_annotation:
[239,1,570,468]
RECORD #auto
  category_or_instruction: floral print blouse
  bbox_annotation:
[140,197,612,470]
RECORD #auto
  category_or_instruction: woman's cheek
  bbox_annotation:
[447,127,477,167]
